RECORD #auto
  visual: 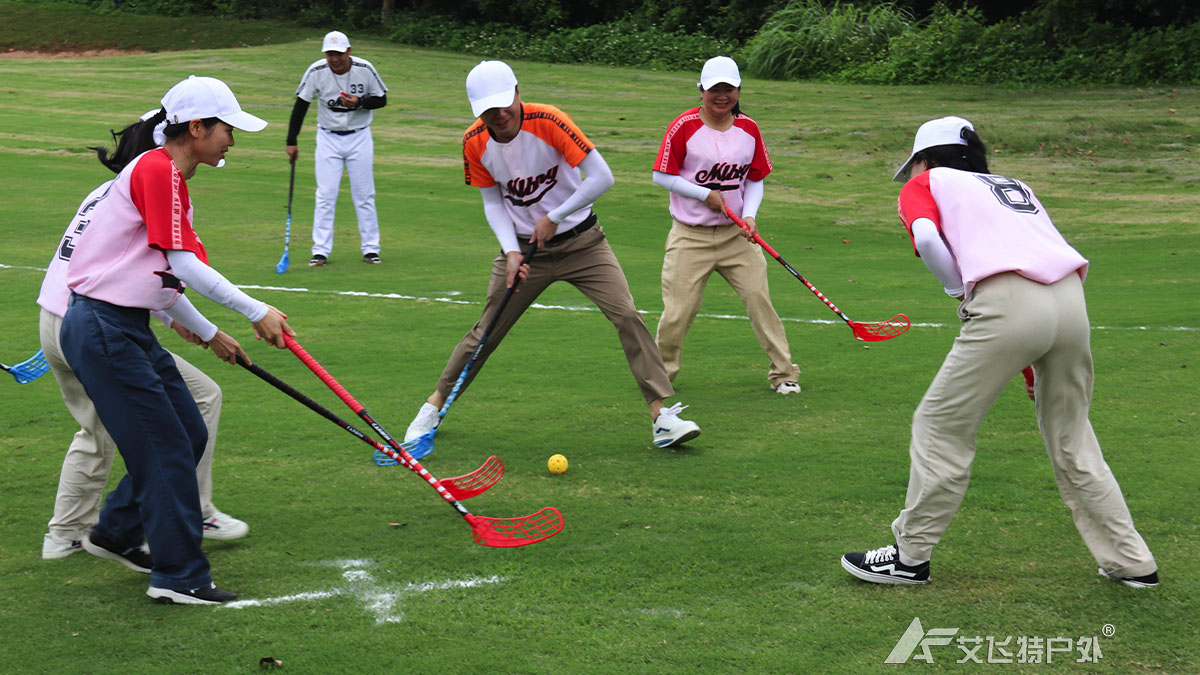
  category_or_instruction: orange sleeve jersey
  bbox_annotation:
[462,102,596,234]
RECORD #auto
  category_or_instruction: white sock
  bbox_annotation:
[899,549,928,567]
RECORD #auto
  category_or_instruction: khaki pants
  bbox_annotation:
[40,308,223,541]
[436,224,674,405]
[892,273,1156,578]
[656,219,799,386]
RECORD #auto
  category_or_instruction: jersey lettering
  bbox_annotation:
[324,97,355,112]
[505,166,558,207]
[976,174,1040,214]
[55,184,112,261]
[695,161,750,187]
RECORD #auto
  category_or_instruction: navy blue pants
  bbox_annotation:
[60,294,212,591]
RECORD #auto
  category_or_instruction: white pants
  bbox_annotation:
[313,126,380,257]
[40,308,223,541]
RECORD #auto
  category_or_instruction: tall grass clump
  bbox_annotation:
[743,0,912,80]
[389,14,735,72]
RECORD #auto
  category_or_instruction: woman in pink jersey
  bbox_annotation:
[59,76,294,605]
[651,56,801,395]
[840,116,1158,588]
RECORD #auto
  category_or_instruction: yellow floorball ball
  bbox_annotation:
[547,454,568,474]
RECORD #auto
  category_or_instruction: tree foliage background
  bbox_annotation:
[44,0,1200,83]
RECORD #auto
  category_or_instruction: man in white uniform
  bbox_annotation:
[285,30,388,266]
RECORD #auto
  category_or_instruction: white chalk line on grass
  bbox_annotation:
[2,264,1194,332]
[236,282,1199,333]
[221,558,505,624]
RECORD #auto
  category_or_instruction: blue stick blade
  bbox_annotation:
[10,350,49,384]
[373,449,398,466]
[276,252,289,274]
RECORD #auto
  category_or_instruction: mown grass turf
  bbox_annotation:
[0,21,1197,675]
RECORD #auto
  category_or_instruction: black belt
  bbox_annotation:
[321,127,365,136]
[546,213,597,246]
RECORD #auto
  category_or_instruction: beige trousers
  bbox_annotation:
[40,308,222,541]
[656,220,799,386]
[892,273,1156,578]
[436,224,674,405]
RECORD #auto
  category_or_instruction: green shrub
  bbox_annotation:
[388,14,736,72]
[743,0,913,80]
[745,1,1200,86]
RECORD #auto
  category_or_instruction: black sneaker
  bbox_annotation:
[147,583,238,605]
[363,252,381,264]
[841,544,930,585]
[83,530,152,574]
[1099,568,1159,588]
[309,254,327,267]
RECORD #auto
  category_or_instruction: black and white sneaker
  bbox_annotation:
[841,544,930,585]
[309,254,327,267]
[83,530,152,574]
[1099,568,1159,588]
[147,583,238,605]
[363,252,381,264]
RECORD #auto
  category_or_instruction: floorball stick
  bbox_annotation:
[283,336,563,547]
[381,242,539,465]
[236,355,503,500]
[2,348,50,384]
[723,205,910,341]
[275,157,295,274]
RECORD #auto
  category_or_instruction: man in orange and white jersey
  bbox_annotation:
[403,60,700,449]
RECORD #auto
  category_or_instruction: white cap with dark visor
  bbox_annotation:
[893,116,973,182]
[160,75,267,133]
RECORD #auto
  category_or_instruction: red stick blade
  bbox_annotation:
[467,507,564,548]
[850,313,911,341]
[441,456,505,501]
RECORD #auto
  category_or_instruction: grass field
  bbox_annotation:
[1,15,1198,674]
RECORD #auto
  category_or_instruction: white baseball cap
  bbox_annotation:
[142,106,225,166]
[160,75,267,133]
[466,60,518,118]
[322,30,350,53]
[893,116,974,182]
[698,56,741,90]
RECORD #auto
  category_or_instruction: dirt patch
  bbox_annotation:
[0,48,146,59]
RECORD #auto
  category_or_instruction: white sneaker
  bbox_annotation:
[652,402,701,448]
[202,511,249,541]
[773,381,801,395]
[42,533,83,559]
[404,402,441,443]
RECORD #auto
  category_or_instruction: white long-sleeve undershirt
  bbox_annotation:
[651,172,765,219]
[159,294,219,342]
[166,249,269,323]
[482,150,615,254]
[548,149,613,223]
[911,218,965,297]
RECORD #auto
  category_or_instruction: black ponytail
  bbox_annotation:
[90,110,219,174]
[92,108,165,174]
[913,128,989,174]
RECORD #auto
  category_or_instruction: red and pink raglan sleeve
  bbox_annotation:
[739,117,773,181]
[897,171,941,255]
[653,110,698,176]
[130,150,207,263]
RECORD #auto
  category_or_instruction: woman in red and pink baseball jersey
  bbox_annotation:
[59,76,294,605]
[651,56,801,395]
[840,116,1158,589]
